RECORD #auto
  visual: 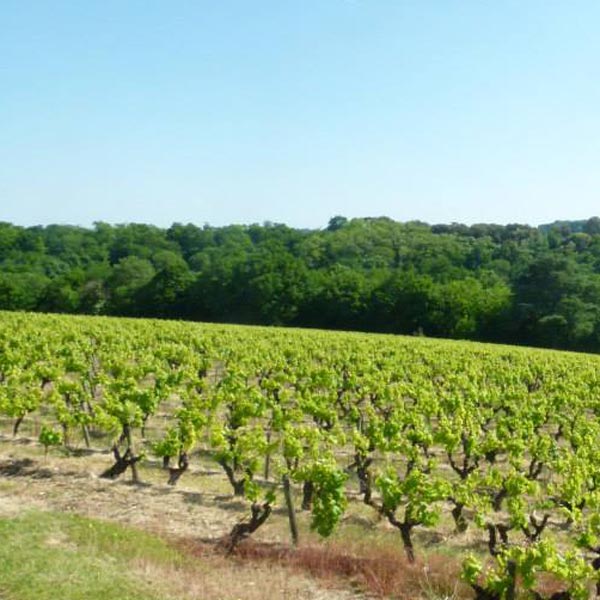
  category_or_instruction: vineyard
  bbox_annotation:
[3,311,600,599]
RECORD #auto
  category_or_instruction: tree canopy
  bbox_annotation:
[2,216,600,352]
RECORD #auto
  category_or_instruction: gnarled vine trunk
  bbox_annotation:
[224,502,272,554]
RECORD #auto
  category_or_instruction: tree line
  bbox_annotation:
[2,215,600,352]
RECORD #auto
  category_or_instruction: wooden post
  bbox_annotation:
[282,474,299,546]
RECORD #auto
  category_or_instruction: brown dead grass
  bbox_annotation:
[180,537,470,599]
[131,553,357,600]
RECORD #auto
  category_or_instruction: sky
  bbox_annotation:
[1,1,600,230]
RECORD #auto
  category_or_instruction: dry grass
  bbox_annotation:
[0,509,356,600]
[217,539,470,599]
[132,553,355,600]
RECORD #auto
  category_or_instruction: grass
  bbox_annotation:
[229,537,469,600]
[0,509,359,600]
[0,511,178,600]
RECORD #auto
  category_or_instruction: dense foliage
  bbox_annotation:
[4,312,600,598]
[2,216,600,351]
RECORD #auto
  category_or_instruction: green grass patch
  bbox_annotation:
[0,511,183,600]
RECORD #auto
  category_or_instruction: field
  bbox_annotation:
[2,311,600,599]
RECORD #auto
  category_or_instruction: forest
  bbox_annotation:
[1,215,600,353]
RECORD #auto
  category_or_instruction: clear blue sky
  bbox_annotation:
[2,1,599,229]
